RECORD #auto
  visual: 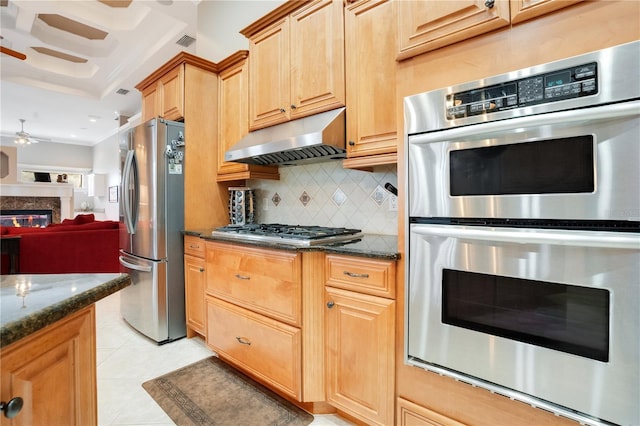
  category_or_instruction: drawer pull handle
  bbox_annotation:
[236,336,252,345]
[344,271,369,279]
[189,244,200,249]
[235,274,251,280]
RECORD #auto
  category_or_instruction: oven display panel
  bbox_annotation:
[447,62,598,119]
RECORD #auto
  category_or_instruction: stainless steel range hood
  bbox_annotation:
[224,107,346,166]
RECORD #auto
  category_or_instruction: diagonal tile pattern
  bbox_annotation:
[247,162,398,234]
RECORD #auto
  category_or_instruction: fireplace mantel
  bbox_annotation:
[1,183,74,219]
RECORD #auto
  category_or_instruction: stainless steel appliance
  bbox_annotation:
[212,223,363,247]
[225,107,346,166]
[405,41,640,426]
[119,118,186,344]
[228,187,255,226]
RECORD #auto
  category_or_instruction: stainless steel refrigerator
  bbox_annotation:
[118,117,186,344]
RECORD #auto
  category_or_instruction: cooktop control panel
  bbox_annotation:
[446,62,598,119]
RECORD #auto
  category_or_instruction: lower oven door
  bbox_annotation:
[407,223,639,426]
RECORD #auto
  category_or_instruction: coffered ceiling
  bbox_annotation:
[0,0,198,146]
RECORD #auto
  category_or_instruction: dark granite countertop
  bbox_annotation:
[184,229,399,260]
[1,273,131,348]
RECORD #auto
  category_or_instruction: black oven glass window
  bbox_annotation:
[449,136,594,196]
[442,269,610,362]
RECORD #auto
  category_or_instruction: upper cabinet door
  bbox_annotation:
[289,0,345,119]
[248,18,291,130]
[160,65,184,121]
[397,0,510,61]
[344,0,397,160]
[246,0,345,131]
[510,0,583,24]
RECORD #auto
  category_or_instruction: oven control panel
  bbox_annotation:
[446,62,598,119]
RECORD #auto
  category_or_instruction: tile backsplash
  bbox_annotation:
[247,162,398,235]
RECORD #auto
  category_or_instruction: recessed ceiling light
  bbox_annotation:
[88,115,101,122]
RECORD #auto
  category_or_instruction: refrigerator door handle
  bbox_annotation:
[122,149,139,234]
[119,255,153,272]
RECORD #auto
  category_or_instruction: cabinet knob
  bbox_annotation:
[484,0,495,8]
[348,140,355,146]
[327,300,335,309]
[279,108,286,113]
[0,397,23,419]
[199,267,205,272]
[290,104,297,110]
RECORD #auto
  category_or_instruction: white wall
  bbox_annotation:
[196,1,286,62]
[0,136,93,171]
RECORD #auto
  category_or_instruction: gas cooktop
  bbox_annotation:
[211,223,363,247]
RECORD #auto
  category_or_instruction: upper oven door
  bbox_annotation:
[408,100,639,221]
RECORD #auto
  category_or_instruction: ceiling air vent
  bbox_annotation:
[116,88,129,95]
[176,35,195,48]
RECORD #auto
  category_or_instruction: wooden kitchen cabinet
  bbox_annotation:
[206,296,303,400]
[205,241,302,326]
[397,0,583,61]
[216,51,279,181]
[204,241,326,408]
[140,64,184,122]
[325,254,396,425]
[242,0,345,131]
[397,397,467,426]
[343,0,398,170]
[0,307,96,426]
[137,53,232,230]
[184,235,206,338]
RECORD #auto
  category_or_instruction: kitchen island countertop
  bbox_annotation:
[1,273,131,348]
[184,229,400,260]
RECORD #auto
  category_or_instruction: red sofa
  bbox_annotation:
[1,214,120,274]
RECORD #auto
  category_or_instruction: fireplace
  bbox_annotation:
[0,209,53,227]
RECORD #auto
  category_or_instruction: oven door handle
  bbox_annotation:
[411,224,640,250]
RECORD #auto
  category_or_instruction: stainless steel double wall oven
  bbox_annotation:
[405,42,639,426]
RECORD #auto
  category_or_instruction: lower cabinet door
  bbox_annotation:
[325,286,395,426]
[184,254,206,337]
[206,296,302,400]
[0,307,96,426]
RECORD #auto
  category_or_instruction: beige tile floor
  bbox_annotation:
[96,291,354,426]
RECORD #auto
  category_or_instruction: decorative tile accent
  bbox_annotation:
[331,188,347,207]
[246,163,398,235]
[271,193,281,206]
[299,191,311,207]
[370,185,388,206]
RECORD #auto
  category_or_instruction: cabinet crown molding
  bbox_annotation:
[217,50,249,71]
[136,51,218,91]
[240,0,313,38]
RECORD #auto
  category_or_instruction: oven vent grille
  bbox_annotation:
[251,145,346,166]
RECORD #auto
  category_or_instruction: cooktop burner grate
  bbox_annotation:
[212,223,363,246]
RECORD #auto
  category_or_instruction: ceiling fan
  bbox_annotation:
[14,119,43,145]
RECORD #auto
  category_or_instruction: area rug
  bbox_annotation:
[142,356,314,426]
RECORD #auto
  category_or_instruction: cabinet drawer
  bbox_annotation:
[206,297,302,400]
[326,254,396,299]
[205,242,302,326]
[184,235,205,258]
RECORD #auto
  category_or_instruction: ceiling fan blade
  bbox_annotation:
[1,46,27,60]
